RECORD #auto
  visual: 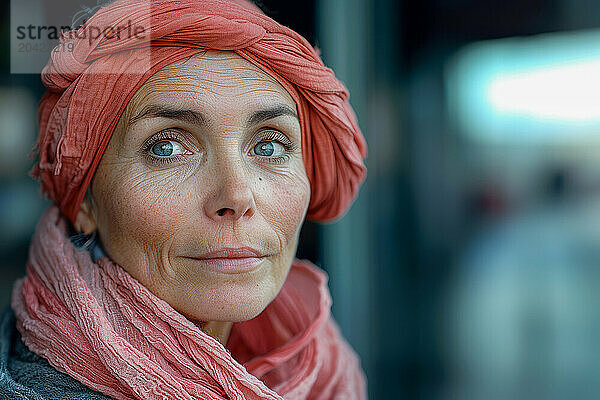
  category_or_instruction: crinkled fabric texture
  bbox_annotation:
[0,308,113,399]
[11,206,367,400]
[30,0,367,225]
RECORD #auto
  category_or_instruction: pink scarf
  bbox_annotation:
[11,206,367,399]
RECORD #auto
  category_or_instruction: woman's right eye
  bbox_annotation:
[150,140,187,157]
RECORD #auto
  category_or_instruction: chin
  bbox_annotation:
[175,278,283,323]
[183,295,275,323]
[160,254,293,323]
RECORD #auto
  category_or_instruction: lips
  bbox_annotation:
[196,247,263,259]
[186,247,266,274]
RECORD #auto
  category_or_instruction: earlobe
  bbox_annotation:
[75,200,97,234]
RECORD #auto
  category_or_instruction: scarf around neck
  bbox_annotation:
[11,206,367,399]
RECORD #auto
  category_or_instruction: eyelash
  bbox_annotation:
[141,130,189,167]
[141,129,298,166]
[251,130,298,164]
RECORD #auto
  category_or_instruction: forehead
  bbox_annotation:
[126,50,296,118]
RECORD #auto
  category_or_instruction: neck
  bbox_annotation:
[198,321,234,346]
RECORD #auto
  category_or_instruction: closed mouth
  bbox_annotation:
[185,247,267,274]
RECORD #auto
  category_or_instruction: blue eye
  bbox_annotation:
[253,141,285,157]
[151,140,186,157]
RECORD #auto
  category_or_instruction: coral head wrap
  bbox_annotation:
[30,0,367,224]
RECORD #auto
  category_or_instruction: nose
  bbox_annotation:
[204,160,256,221]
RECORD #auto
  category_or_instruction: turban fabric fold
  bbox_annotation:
[31,0,367,224]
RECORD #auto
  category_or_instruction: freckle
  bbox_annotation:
[258,177,262,181]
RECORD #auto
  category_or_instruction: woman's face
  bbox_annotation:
[80,50,310,322]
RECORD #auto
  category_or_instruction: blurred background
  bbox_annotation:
[3,0,600,399]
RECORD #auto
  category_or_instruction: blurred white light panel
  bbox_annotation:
[446,29,600,144]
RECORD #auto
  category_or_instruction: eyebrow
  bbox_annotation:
[129,105,205,126]
[128,104,299,127]
[246,104,299,126]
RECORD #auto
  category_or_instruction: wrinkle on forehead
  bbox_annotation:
[123,50,297,121]
[151,51,291,95]
[115,50,297,141]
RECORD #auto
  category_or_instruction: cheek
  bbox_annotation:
[93,164,190,252]
[258,168,310,243]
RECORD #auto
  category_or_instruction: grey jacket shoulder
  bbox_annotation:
[0,307,112,400]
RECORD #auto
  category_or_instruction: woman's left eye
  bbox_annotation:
[252,141,286,157]
[151,140,187,157]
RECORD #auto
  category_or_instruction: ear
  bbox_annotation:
[74,199,97,235]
